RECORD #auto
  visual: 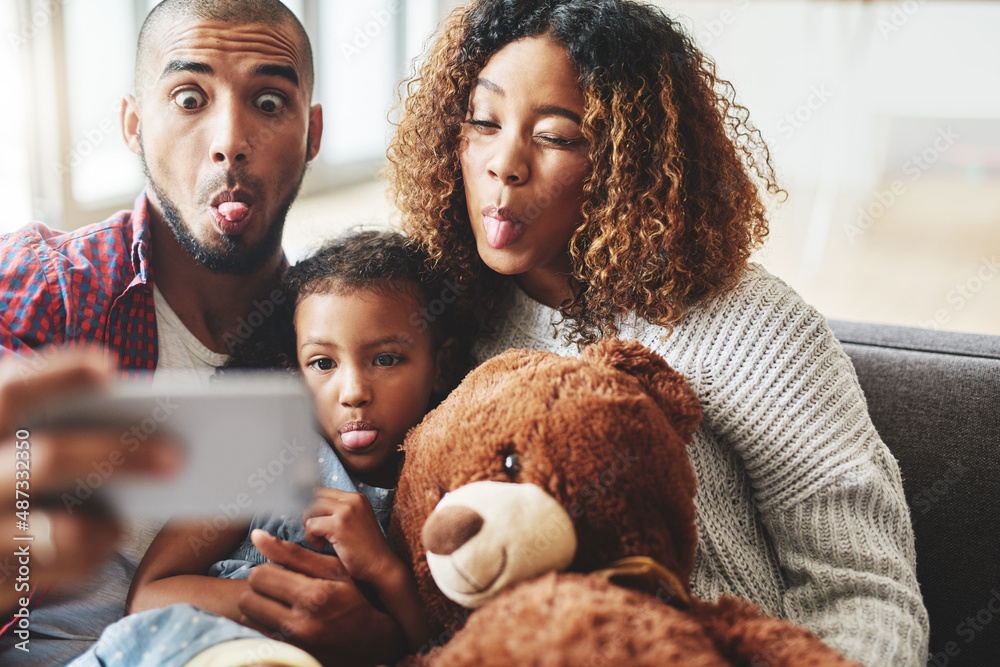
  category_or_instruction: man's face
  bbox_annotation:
[124,19,322,274]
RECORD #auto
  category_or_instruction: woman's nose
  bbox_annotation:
[486,133,529,185]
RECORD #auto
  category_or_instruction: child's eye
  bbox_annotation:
[373,354,399,367]
[308,358,335,371]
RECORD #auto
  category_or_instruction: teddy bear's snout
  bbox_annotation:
[423,481,578,609]
[423,505,485,556]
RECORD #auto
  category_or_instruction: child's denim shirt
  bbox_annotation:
[209,435,396,579]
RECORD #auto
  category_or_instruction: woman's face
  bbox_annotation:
[459,36,590,293]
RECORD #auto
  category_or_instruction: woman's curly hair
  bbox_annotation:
[224,230,475,396]
[387,0,783,346]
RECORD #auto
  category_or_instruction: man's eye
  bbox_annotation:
[373,354,398,367]
[173,90,206,110]
[309,358,334,371]
[255,93,286,113]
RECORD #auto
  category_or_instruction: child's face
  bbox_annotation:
[295,288,442,488]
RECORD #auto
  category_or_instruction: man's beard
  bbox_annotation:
[140,149,307,275]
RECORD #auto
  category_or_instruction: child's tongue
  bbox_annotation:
[218,202,250,222]
[341,430,377,449]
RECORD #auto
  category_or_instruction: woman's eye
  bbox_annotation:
[173,90,206,110]
[374,354,399,367]
[308,358,334,371]
[502,452,521,479]
[254,93,286,113]
[467,119,499,133]
[538,134,583,148]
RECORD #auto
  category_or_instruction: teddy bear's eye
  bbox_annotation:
[502,453,521,479]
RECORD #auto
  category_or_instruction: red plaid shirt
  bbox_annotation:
[0,193,157,376]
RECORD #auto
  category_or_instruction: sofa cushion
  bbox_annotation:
[830,320,1000,667]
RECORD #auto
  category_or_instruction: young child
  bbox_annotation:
[71,230,470,667]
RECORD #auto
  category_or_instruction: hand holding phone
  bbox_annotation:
[24,372,318,521]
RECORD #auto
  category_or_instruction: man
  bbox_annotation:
[0,1,407,664]
[2,0,318,376]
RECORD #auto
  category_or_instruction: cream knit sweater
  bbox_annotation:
[472,265,929,667]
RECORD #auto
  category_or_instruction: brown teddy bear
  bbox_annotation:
[391,339,859,666]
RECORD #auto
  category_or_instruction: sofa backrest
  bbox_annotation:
[830,320,1000,667]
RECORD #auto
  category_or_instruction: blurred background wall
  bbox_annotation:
[1,0,996,334]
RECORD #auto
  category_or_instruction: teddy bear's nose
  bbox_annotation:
[423,504,485,556]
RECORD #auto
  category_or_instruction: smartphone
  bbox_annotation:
[24,372,318,521]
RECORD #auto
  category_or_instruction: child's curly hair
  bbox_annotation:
[387,0,783,346]
[225,230,474,396]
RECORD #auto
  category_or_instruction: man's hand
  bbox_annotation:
[239,529,409,666]
[0,351,181,611]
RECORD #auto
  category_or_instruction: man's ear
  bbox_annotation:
[121,95,142,156]
[307,103,323,161]
[432,337,454,394]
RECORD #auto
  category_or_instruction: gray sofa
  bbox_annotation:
[829,320,1000,667]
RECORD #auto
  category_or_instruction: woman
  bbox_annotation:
[387,1,928,665]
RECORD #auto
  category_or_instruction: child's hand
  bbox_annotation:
[296,491,431,654]
[303,487,398,584]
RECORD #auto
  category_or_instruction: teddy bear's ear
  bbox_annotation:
[582,339,702,441]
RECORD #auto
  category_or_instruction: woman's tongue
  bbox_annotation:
[341,429,377,449]
[484,215,524,250]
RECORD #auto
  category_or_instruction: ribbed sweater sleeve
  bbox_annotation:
[687,272,929,666]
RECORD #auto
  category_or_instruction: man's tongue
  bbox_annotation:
[217,202,250,222]
[341,430,377,449]
[484,216,524,250]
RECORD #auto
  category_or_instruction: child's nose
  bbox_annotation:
[339,367,372,408]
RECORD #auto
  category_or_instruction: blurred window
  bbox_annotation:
[0,1,32,233]
[664,1,1000,335]
[10,0,446,229]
